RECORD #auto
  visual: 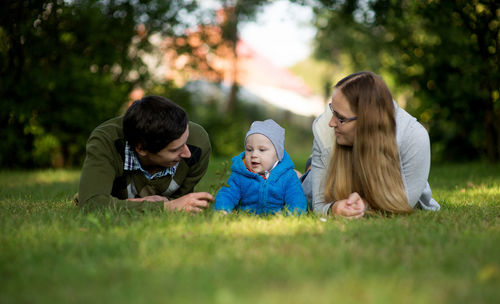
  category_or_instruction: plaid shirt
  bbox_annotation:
[124,142,177,180]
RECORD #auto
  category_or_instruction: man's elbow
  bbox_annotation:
[77,194,113,210]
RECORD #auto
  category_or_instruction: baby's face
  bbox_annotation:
[244,134,279,174]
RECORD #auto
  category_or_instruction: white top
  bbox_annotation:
[307,101,440,216]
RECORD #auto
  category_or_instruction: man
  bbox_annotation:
[77,95,213,212]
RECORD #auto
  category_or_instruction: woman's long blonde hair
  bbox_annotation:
[324,71,413,214]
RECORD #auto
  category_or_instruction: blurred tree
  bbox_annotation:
[300,0,499,162]
[219,0,271,112]
[163,0,269,114]
[0,0,198,167]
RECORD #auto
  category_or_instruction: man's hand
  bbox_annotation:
[330,192,366,219]
[128,195,167,202]
[164,192,214,213]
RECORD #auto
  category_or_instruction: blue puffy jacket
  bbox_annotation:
[214,150,307,215]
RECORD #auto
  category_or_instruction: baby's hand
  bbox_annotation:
[214,210,229,216]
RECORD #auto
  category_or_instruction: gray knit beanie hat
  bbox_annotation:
[245,119,285,161]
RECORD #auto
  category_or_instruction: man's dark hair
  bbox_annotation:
[123,95,188,153]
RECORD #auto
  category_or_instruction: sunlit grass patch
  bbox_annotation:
[0,163,499,303]
[0,169,80,186]
[0,169,80,203]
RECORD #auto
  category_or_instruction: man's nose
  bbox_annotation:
[180,144,191,158]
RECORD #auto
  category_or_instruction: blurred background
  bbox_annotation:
[1,0,498,169]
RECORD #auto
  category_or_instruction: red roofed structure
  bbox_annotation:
[135,11,325,117]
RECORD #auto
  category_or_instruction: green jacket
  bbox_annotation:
[77,116,211,211]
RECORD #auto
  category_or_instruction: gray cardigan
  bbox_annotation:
[303,101,440,215]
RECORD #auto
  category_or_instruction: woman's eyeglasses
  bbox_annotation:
[329,103,357,124]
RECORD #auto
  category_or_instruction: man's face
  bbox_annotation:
[244,134,278,174]
[136,124,191,168]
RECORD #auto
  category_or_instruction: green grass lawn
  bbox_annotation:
[0,161,499,303]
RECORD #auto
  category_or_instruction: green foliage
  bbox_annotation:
[185,95,314,166]
[281,119,315,169]
[189,97,268,157]
[149,81,194,115]
[0,0,283,169]
[0,163,499,303]
[0,0,198,168]
[32,133,62,167]
[289,57,338,98]
[308,0,500,162]
[207,160,231,197]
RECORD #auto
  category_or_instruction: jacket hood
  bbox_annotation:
[230,150,295,182]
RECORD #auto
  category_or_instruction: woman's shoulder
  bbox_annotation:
[395,103,430,159]
[395,102,429,146]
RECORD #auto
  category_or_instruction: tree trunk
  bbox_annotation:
[227,82,238,113]
[224,3,239,114]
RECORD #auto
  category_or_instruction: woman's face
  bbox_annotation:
[328,89,357,146]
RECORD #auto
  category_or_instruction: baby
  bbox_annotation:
[214,119,307,215]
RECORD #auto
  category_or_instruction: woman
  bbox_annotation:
[305,71,440,218]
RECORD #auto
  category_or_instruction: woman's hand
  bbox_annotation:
[330,192,366,219]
